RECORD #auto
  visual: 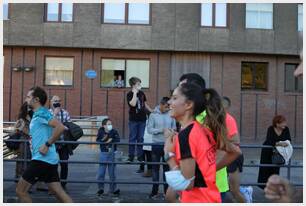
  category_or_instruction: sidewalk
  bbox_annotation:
[3,139,303,203]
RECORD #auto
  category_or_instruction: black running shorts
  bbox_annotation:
[22,160,60,184]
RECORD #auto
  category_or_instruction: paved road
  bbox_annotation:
[3,140,303,203]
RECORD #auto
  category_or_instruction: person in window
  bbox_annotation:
[96,118,120,196]
[257,115,291,189]
[126,77,153,174]
[114,74,124,88]
[163,83,241,203]
[49,95,72,191]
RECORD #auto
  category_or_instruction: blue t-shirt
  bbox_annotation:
[29,106,58,165]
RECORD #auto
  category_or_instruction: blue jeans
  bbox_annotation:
[97,152,117,192]
[151,144,169,194]
[128,121,146,158]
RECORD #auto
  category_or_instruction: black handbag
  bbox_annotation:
[5,132,22,150]
[271,147,285,165]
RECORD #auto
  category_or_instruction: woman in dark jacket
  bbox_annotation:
[257,115,291,189]
[96,118,120,196]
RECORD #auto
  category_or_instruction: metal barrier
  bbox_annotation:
[3,139,303,187]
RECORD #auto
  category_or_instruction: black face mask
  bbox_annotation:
[53,103,61,108]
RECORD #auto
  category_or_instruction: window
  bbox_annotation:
[298,4,303,31]
[103,3,150,24]
[3,3,8,20]
[101,59,150,88]
[285,64,302,92]
[241,62,268,90]
[104,3,125,23]
[46,3,73,22]
[246,3,273,29]
[128,3,150,24]
[45,57,74,86]
[201,3,227,27]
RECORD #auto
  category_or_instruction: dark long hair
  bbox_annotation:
[179,83,229,150]
[17,102,29,120]
[203,89,228,150]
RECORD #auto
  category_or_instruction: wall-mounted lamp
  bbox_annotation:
[23,67,34,72]
[12,66,22,72]
[12,66,34,72]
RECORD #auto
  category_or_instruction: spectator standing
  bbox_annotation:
[96,118,120,196]
[126,77,153,174]
[49,95,72,190]
[147,97,176,199]
[258,115,291,189]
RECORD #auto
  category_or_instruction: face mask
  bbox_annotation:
[106,125,113,131]
[53,103,61,108]
[137,85,142,90]
[165,170,195,191]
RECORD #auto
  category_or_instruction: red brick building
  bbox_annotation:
[3,3,303,142]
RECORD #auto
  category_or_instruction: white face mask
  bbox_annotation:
[165,170,195,191]
[106,125,113,131]
[137,85,142,90]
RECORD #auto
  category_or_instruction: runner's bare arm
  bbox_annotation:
[47,118,65,144]
[216,142,241,170]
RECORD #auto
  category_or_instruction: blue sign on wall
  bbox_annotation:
[85,70,97,79]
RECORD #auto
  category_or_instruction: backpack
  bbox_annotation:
[63,121,83,150]
[5,132,22,150]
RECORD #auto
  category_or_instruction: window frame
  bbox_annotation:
[200,3,229,28]
[44,3,74,23]
[43,56,75,87]
[241,61,269,91]
[100,57,151,89]
[298,4,303,31]
[245,3,274,30]
[101,3,152,25]
[284,63,303,93]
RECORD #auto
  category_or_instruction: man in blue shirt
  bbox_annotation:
[15,86,73,203]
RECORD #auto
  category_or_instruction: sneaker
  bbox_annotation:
[142,170,152,177]
[149,193,159,200]
[239,186,252,203]
[48,190,55,195]
[97,189,104,196]
[137,156,144,162]
[136,168,144,173]
[113,189,120,195]
[125,157,134,163]
[246,186,253,203]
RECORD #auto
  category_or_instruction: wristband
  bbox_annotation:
[45,141,51,147]
[164,152,175,162]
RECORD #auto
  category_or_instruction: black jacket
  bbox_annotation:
[96,127,120,152]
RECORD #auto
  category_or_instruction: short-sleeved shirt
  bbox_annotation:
[127,90,147,122]
[173,121,221,203]
[196,111,239,193]
[29,106,58,165]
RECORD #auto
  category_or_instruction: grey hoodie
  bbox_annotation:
[147,106,176,143]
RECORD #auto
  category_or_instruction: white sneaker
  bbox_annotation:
[239,186,252,203]
[246,186,253,203]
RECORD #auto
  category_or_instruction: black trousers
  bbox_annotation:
[140,150,152,170]
[57,145,69,187]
